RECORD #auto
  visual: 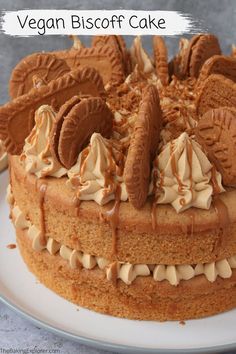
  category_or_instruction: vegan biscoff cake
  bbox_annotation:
[1,34,236,321]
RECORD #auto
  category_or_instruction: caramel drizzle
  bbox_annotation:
[212,196,230,249]
[212,196,230,231]
[108,261,119,286]
[80,146,90,177]
[102,184,121,257]
[151,158,165,231]
[100,144,123,256]
[70,146,90,215]
[39,183,47,247]
[211,165,222,195]
[70,146,90,189]
[103,147,117,196]
[72,196,81,217]
[189,212,195,236]
[185,140,194,204]
[170,141,187,195]
[151,169,158,231]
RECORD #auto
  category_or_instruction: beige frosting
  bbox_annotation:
[12,205,30,230]
[28,225,45,252]
[130,36,154,74]
[96,257,110,270]
[106,263,150,285]
[67,133,128,205]
[195,259,233,282]
[153,264,195,286]
[0,139,8,172]
[151,132,225,213]
[70,35,84,49]
[112,110,137,145]
[21,105,67,178]
[10,200,236,286]
[46,238,61,255]
[6,184,14,206]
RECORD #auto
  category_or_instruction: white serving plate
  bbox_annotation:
[0,169,236,353]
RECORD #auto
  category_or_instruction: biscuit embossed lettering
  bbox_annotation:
[181,34,221,78]
[54,97,113,169]
[153,36,169,86]
[196,74,236,116]
[9,53,70,99]
[0,67,105,154]
[195,107,236,186]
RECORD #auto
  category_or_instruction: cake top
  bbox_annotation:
[1,33,236,214]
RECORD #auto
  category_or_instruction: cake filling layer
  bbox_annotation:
[8,185,236,286]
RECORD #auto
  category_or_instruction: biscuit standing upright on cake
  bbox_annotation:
[92,35,131,76]
[195,107,236,187]
[9,53,71,99]
[180,34,221,78]
[124,84,163,209]
[0,66,106,155]
[153,36,169,86]
[197,55,236,86]
[54,97,114,169]
[196,74,236,116]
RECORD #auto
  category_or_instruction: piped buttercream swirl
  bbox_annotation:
[67,133,128,205]
[20,105,67,178]
[151,132,225,213]
[130,36,154,74]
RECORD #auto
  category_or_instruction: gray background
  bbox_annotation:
[0,0,236,353]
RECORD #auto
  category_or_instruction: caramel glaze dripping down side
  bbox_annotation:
[151,154,166,231]
[212,196,230,247]
[186,140,193,199]
[211,163,230,248]
[39,183,47,247]
[109,261,119,286]
[170,140,187,195]
[99,145,122,257]
[70,146,90,217]
[185,140,195,236]
[189,212,195,237]
[101,184,121,257]
[151,158,160,231]
[72,196,81,217]
[80,146,90,176]
[211,165,223,195]
[151,168,158,231]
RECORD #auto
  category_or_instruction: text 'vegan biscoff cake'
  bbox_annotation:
[1,34,236,321]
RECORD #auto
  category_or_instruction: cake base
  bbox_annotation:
[17,227,236,321]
